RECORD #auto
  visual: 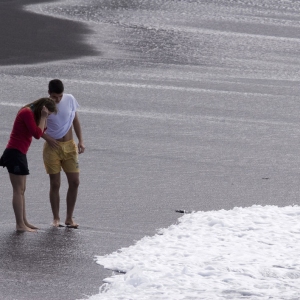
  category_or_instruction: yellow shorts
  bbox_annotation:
[43,140,79,174]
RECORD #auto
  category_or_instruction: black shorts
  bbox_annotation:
[0,148,29,175]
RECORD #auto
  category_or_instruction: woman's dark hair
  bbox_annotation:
[23,98,57,125]
[48,79,64,94]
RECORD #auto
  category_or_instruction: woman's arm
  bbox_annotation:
[42,132,60,149]
[38,106,49,131]
[23,106,49,139]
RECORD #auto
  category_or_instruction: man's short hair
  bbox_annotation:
[48,79,64,94]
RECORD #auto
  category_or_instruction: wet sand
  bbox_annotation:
[0,143,181,300]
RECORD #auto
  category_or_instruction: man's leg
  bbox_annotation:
[49,173,61,227]
[65,172,80,227]
[9,173,36,232]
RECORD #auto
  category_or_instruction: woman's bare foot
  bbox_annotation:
[25,222,39,230]
[65,218,79,228]
[16,225,36,232]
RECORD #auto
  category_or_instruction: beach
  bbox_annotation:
[1,0,300,299]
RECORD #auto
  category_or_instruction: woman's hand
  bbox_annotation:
[44,135,60,149]
[41,106,50,118]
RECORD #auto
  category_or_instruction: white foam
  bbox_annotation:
[87,205,300,299]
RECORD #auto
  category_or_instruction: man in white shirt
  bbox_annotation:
[42,79,85,228]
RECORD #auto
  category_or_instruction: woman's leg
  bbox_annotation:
[23,204,38,229]
[9,173,36,232]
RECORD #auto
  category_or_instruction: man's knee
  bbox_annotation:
[70,177,80,189]
[66,173,80,189]
[49,174,61,191]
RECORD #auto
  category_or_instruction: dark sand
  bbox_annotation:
[0,0,98,66]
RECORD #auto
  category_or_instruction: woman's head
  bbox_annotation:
[24,98,57,125]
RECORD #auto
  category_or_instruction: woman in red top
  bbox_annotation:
[0,98,57,232]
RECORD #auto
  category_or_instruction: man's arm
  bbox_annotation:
[73,112,85,154]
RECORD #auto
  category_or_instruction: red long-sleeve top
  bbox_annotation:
[6,107,44,154]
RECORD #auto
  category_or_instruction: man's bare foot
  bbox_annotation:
[16,225,36,232]
[52,219,61,227]
[65,219,79,228]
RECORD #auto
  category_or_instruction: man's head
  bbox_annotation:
[48,79,64,103]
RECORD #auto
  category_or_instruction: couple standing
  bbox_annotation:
[0,79,85,232]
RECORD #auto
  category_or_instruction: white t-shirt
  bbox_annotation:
[46,94,79,139]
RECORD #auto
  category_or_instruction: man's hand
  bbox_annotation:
[78,142,85,154]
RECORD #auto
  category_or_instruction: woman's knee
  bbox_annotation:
[13,186,26,196]
[9,174,26,195]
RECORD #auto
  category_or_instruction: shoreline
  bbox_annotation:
[0,0,98,66]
